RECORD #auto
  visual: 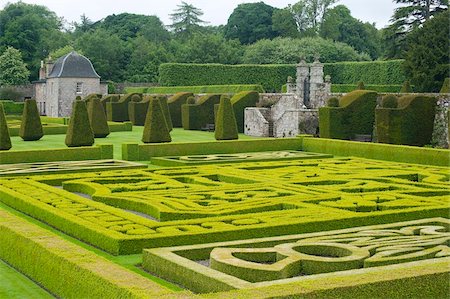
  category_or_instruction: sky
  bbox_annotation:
[0,0,396,29]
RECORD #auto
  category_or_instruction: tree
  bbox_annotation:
[289,0,337,35]
[169,2,206,39]
[0,47,30,85]
[72,14,94,37]
[321,5,381,59]
[224,2,277,44]
[0,2,68,79]
[19,99,43,141]
[272,8,300,38]
[404,12,449,92]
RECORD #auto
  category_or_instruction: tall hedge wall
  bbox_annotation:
[159,60,406,92]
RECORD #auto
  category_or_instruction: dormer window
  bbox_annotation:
[76,82,83,94]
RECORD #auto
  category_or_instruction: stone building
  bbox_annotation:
[34,51,107,117]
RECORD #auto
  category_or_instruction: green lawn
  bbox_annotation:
[10,127,259,160]
[0,260,53,299]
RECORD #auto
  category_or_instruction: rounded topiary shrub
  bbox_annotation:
[356,81,365,90]
[400,80,412,93]
[19,99,43,141]
[186,96,196,104]
[382,95,398,108]
[327,97,340,107]
[440,78,449,93]
[0,103,11,150]
[215,96,238,141]
[142,98,171,143]
[88,97,110,138]
[159,96,173,132]
[65,100,94,147]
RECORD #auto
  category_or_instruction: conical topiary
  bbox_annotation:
[142,98,172,143]
[400,80,412,93]
[159,96,173,132]
[19,99,43,141]
[356,81,365,90]
[65,100,94,147]
[0,103,11,150]
[215,96,238,140]
[440,78,450,93]
[88,96,110,138]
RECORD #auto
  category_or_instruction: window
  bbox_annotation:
[76,82,83,94]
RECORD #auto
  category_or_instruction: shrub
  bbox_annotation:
[65,100,94,147]
[215,96,238,140]
[0,86,23,102]
[356,81,365,90]
[100,94,120,112]
[381,95,398,108]
[319,90,378,140]
[125,84,265,94]
[167,92,194,128]
[19,99,43,141]
[230,91,259,133]
[400,80,412,93]
[0,100,24,115]
[0,103,11,150]
[331,84,405,93]
[159,60,406,92]
[87,97,110,138]
[182,94,221,130]
[327,97,340,107]
[106,93,142,122]
[376,95,437,146]
[142,98,171,143]
[186,96,196,104]
[128,96,152,126]
[159,96,173,132]
[440,78,449,93]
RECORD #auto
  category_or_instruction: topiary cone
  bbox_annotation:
[142,98,172,143]
[215,96,238,140]
[400,80,412,93]
[0,103,11,150]
[19,99,43,141]
[88,97,110,138]
[159,96,173,132]
[356,81,365,90]
[65,100,94,147]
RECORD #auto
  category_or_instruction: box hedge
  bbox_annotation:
[376,95,437,146]
[142,98,172,143]
[182,94,221,130]
[65,100,94,147]
[19,99,44,141]
[0,100,24,115]
[125,84,265,94]
[159,60,406,92]
[100,94,120,112]
[129,96,152,126]
[319,90,378,140]
[159,96,173,131]
[215,96,238,140]
[167,92,194,128]
[0,103,11,150]
[230,91,259,133]
[87,97,110,138]
[106,93,141,122]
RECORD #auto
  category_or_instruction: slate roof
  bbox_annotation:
[48,51,100,79]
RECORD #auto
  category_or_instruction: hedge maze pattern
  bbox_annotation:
[0,157,448,256]
[143,218,450,293]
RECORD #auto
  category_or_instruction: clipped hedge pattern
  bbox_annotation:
[125,84,265,94]
[0,103,12,150]
[19,99,43,141]
[128,95,152,126]
[88,97,110,138]
[230,91,259,133]
[142,97,172,143]
[65,100,94,147]
[319,90,378,140]
[106,93,142,122]
[167,92,194,128]
[182,94,221,130]
[159,61,406,92]
[376,95,437,146]
[215,96,238,140]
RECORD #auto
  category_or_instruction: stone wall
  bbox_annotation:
[274,110,299,138]
[244,108,270,137]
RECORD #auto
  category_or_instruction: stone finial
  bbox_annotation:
[287,76,293,83]
[325,75,331,83]
[297,55,307,66]
[313,53,321,63]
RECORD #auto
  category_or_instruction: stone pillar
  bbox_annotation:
[286,76,296,93]
[309,57,327,108]
[295,59,309,107]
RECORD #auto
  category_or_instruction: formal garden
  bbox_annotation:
[0,0,449,298]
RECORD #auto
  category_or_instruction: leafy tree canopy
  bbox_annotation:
[0,47,30,85]
[170,1,206,39]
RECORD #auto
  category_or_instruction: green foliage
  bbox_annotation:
[404,12,449,92]
[290,0,338,35]
[186,96,196,104]
[224,2,277,44]
[319,90,378,140]
[142,98,172,143]
[0,47,30,85]
[320,5,381,59]
[376,95,438,146]
[87,97,110,138]
[381,95,398,108]
[230,91,260,133]
[159,96,173,132]
[125,84,265,94]
[19,99,43,141]
[215,96,238,140]
[159,60,406,92]
[169,1,206,39]
[128,96,151,126]
[100,94,120,112]
[166,93,194,128]
[356,81,365,90]
[0,100,24,114]
[400,80,413,93]
[272,8,299,38]
[243,37,368,64]
[440,78,450,93]
[49,45,76,60]
[182,94,221,130]
[331,84,405,93]
[0,103,12,150]
[65,100,94,147]
[106,93,141,122]
[327,97,340,107]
